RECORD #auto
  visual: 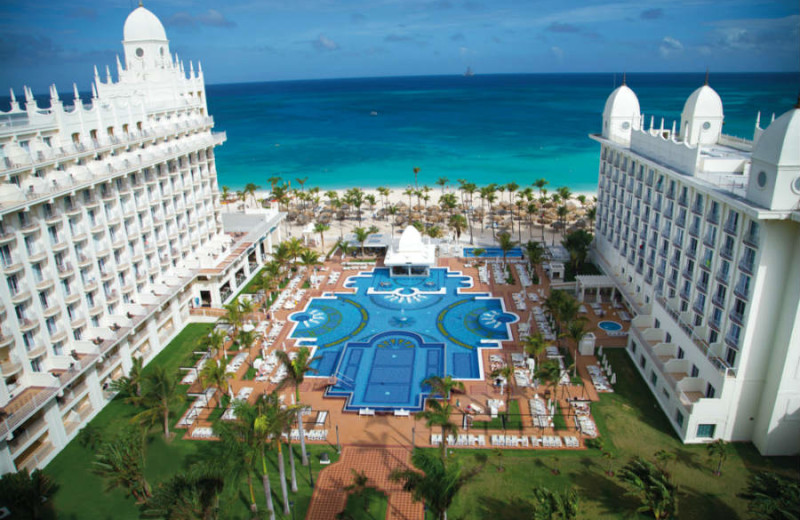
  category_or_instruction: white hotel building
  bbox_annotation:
[0,6,282,473]
[591,79,800,455]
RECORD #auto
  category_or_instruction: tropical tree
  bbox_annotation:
[565,319,588,378]
[602,450,616,476]
[220,185,231,204]
[617,456,678,520]
[653,449,676,476]
[253,394,297,516]
[490,363,515,421]
[275,346,319,466]
[237,328,260,369]
[243,182,261,208]
[422,375,465,402]
[427,225,443,239]
[299,249,322,282]
[449,214,467,243]
[222,299,244,347]
[525,240,545,281]
[389,449,484,520]
[586,206,597,231]
[352,226,371,257]
[314,222,330,251]
[530,487,580,520]
[740,471,800,520]
[562,229,594,273]
[141,466,225,520]
[0,468,56,520]
[217,401,262,515]
[471,247,486,260]
[497,232,517,267]
[199,360,232,407]
[535,360,563,406]
[524,332,548,364]
[93,427,151,503]
[436,176,449,194]
[343,469,371,512]
[417,399,458,461]
[133,366,182,439]
[267,176,282,192]
[284,237,305,270]
[707,439,729,476]
[111,356,145,398]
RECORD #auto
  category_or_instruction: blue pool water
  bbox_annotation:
[288,267,516,412]
[463,247,523,258]
[598,321,623,332]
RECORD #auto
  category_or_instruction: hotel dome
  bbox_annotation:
[603,84,640,122]
[682,85,723,121]
[124,5,168,42]
[752,103,800,167]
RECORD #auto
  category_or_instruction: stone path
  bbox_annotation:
[305,446,424,520]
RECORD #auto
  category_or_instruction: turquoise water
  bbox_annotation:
[598,321,623,332]
[464,247,523,258]
[287,267,517,411]
[206,73,797,191]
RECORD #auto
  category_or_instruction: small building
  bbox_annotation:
[384,226,436,276]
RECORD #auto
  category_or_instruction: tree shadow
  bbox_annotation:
[570,467,640,518]
[680,486,742,519]
[674,447,706,473]
[475,495,532,520]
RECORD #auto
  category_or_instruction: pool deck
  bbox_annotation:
[180,252,632,519]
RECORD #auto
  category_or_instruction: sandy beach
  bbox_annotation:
[222,186,598,253]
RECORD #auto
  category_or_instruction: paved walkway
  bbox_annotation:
[305,446,424,520]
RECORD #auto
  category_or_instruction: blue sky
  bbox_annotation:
[0,0,797,91]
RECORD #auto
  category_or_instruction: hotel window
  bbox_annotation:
[31,357,43,373]
[677,347,684,359]
[650,371,658,386]
[74,327,83,341]
[53,342,64,356]
[726,347,737,367]
[631,341,637,354]
[709,330,718,344]
[639,355,647,369]
[691,364,699,377]
[697,424,716,438]
[705,383,716,399]
[675,411,684,427]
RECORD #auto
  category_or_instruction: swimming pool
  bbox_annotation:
[463,247,523,258]
[598,321,623,332]
[288,267,517,412]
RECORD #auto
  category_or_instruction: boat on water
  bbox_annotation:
[464,66,474,77]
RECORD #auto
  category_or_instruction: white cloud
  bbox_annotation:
[313,34,339,51]
[551,46,564,61]
[659,36,683,58]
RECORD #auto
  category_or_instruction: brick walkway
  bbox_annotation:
[305,446,424,520]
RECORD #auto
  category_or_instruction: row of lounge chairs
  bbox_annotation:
[514,264,533,287]
[431,434,487,447]
[326,271,341,285]
[191,427,214,439]
[287,429,328,441]
[342,261,376,270]
[489,435,580,449]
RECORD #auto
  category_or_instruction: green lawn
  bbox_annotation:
[473,400,523,430]
[46,323,338,520]
[442,348,800,520]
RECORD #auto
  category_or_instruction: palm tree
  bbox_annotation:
[534,178,549,199]
[389,449,484,520]
[254,395,296,516]
[618,457,678,520]
[218,400,262,515]
[276,346,319,466]
[530,487,580,520]
[267,176,282,192]
[422,375,465,402]
[602,450,616,476]
[142,465,225,520]
[707,439,729,476]
[199,360,232,407]
[525,240,545,277]
[449,214,467,243]
[300,249,322,278]
[0,468,56,519]
[586,206,597,231]
[535,360,562,407]
[497,232,517,268]
[352,226,370,257]
[417,399,458,461]
[343,469,371,512]
[562,229,594,273]
[565,319,588,378]
[133,366,182,439]
[284,237,305,270]
[427,225,443,239]
[653,449,676,476]
[198,329,226,359]
[220,185,231,204]
[436,176,449,194]
[741,471,800,520]
[222,299,244,348]
[237,328,259,370]
[111,356,144,398]
[93,427,151,503]
[524,332,547,365]
[244,182,261,208]
[413,166,421,188]
[490,364,515,420]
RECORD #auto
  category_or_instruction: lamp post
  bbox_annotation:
[290,500,296,520]
[335,424,341,454]
[308,460,315,489]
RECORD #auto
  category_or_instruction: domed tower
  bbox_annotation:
[746,98,800,211]
[679,76,724,146]
[122,3,171,75]
[602,76,641,146]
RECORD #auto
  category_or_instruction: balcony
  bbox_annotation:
[19,318,39,331]
[666,277,678,289]
[20,218,41,234]
[0,227,17,243]
[703,232,716,248]
[708,315,722,332]
[720,246,734,260]
[688,223,700,237]
[105,291,119,302]
[2,256,24,274]
[10,283,32,304]
[682,267,694,280]
[739,254,755,275]
[697,280,709,294]
[34,277,54,291]
[27,246,47,262]
[743,229,759,248]
[26,343,47,358]
[716,268,730,284]
[65,204,81,216]
[706,211,720,225]
[679,286,691,301]
[729,309,745,325]
[712,293,726,308]
[0,356,22,376]
[724,332,740,349]
[77,254,92,267]
[64,291,81,304]
[691,202,704,215]
[692,298,705,314]
[734,281,750,300]
[686,247,697,260]
[70,313,87,328]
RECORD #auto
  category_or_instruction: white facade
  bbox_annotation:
[591,82,800,455]
[0,6,282,473]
